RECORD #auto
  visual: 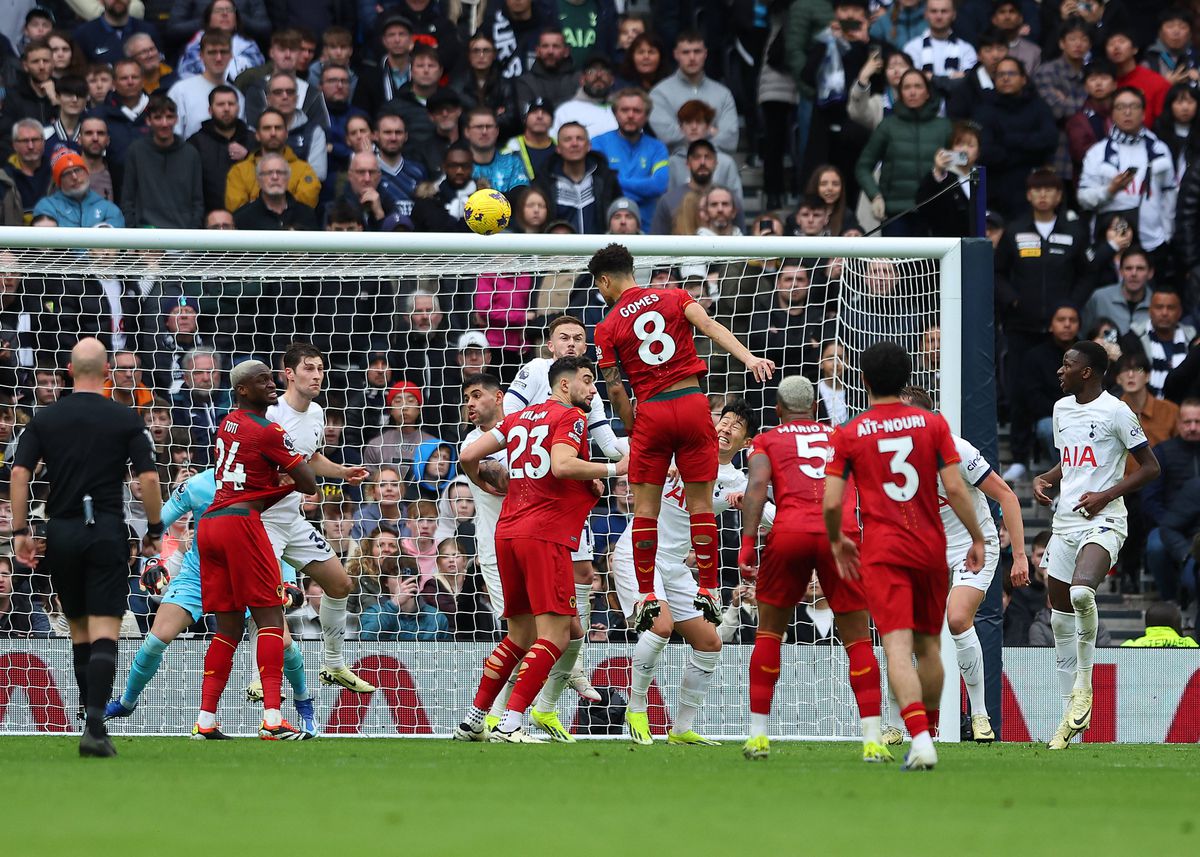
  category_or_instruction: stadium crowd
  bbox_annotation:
[1,0,1200,645]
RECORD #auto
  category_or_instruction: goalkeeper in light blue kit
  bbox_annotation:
[104,469,318,737]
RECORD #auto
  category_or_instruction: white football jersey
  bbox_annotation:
[937,435,998,563]
[263,397,325,521]
[505,356,625,459]
[1052,391,1146,534]
[460,426,506,567]
[616,461,776,565]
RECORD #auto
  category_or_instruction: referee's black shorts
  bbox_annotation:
[45,515,129,620]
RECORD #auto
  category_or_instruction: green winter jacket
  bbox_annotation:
[855,97,952,216]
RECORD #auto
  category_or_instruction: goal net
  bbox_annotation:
[0,229,965,739]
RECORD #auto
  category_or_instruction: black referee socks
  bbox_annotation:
[71,642,91,719]
[84,638,118,737]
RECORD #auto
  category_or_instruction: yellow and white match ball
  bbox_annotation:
[464,188,512,235]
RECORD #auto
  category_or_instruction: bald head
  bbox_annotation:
[70,338,109,382]
[777,375,815,415]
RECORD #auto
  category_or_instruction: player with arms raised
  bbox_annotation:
[1033,341,1158,750]
[454,357,628,742]
[590,243,775,631]
[897,385,1030,744]
[824,342,985,771]
[264,343,376,695]
[738,376,887,762]
[607,399,768,747]
[192,360,318,740]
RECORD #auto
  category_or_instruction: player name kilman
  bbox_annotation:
[855,414,928,436]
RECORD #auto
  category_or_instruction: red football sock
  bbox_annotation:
[901,702,930,739]
[200,633,238,714]
[472,636,527,710]
[928,708,940,739]
[256,626,285,712]
[845,638,882,719]
[507,638,563,714]
[631,516,658,593]
[749,631,783,715]
[689,512,719,590]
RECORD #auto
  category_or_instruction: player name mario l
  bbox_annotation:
[618,293,661,317]
[773,422,828,435]
[855,414,927,437]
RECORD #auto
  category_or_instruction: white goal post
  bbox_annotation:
[0,227,977,740]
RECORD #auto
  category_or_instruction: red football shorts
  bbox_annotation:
[629,389,718,485]
[861,557,950,636]
[495,536,576,618]
[198,508,282,613]
[756,529,868,614]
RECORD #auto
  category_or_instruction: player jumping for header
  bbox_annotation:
[590,244,775,632]
[1033,341,1158,750]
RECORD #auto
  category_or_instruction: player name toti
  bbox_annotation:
[854,414,929,436]
[618,293,663,317]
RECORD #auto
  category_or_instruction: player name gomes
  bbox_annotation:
[854,414,928,437]
[618,292,661,317]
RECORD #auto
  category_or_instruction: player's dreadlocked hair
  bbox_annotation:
[720,398,758,437]
[587,243,635,279]
[548,355,595,388]
[860,341,911,397]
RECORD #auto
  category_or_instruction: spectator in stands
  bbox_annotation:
[232,151,317,229]
[990,0,1039,74]
[73,0,159,63]
[167,29,242,140]
[415,88,465,175]
[514,27,578,116]
[358,563,449,641]
[125,32,173,95]
[592,87,668,233]
[903,0,976,86]
[666,99,743,205]
[171,347,228,465]
[0,554,51,637]
[1104,29,1169,128]
[104,349,153,409]
[45,75,89,155]
[972,56,1058,219]
[508,184,550,233]
[122,92,204,227]
[78,116,119,202]
[1066,60,1117,184]
[353,12,414,119]
[238,28,328,130]
[855,68,949,235]
[1144,400,1200,604]
[1117,350,1179,446]
[434,476,476,547]
[363,380,441,475]
[1030,590,1114,647]
[1154,84,1200,181]
[412,143,476,232]
[264,69,326,182]
[500,96,555,181]
[463,105,526,193]
[605,197,640,234]
[0,167,22,226]
[389,0,461,75]
[917,121,979,238]
[531,121,619,234]
[551,53,618,140]
[1078,87,1177,261]
[342,149,409,230]
[1125,289,1193,398]
[695,185,739,237]
[475,271,536,365]
[33,149,124,227]
[452,32,518,138]
[1142,8,1198,84]
[484,0,552,80]
[649,30,738,154]
[85,61,115,106]
[383,43,447,151]
[616,31,669,94]
[5,119,52,220]
[422,537,496,641]
[169,0,271,65]
[785,193,832,237]
[225,108,319,211]
[89,58,150,166]
[1156,479,1200,621]
[286,577,324,639]
[366,113,420,210]
[186,84,251,212]
[320,495,359,560]
[389,288,450,394]
[802,164,857,236]
[747,259,823,384]
[352,464,406,539]
[943,26,1007,122]
[401,496,441,584]
[320,62,365,181]
[1121,601,1198,647]
[307,26,356,97]
[1082,246,1154,334]
[1033,19,1090,180]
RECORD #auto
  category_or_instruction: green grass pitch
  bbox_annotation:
[1,738,1196,856]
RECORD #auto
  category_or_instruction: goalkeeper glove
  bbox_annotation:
[282,582,305,610]
[139,557,171,595]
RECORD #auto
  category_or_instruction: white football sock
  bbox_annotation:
[534,637,582,712]
[629,631,669,713]
[465,706,487,728]
[1070,586,1098,692]
[489,670,518,720]
[573,584,592,675]
[498,709,522,733]
[263,708,282,728]
[672,648,719,735]
[1051,609,1077,710]
[750,712,769,739]
[861,715,882,745]
[911,730,936,757]
[952,626,988,717]
[197,710,216,729]
[320,594,349,670]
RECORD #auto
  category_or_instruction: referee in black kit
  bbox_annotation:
[10,338,163,758]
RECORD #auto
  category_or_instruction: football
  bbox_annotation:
[464,188,512,235]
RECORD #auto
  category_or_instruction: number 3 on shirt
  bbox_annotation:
[877,436,919,502]
[634,311,677,366]
[214,437,246,491]
[508,424,551,479]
